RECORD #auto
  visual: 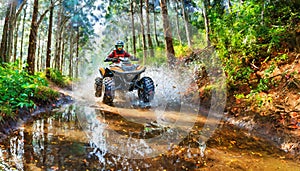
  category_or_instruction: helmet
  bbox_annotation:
[115,40,124,48]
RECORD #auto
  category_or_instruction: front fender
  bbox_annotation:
[98,67,114,77]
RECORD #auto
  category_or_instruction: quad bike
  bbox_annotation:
[94,57,155,106]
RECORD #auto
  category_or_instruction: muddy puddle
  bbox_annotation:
[0,101,300,171]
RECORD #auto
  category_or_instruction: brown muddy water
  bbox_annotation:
[0,102,300,171]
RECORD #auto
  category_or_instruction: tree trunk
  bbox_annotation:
[54,4,64,71]
[130,1,137,57]
[60,32,65,73]
[27,0,39,75]
[154,12,160,46]
[7,1,17,62]
[13,12,21,62]
[11,0,26,63]
[175,2,182,45]
[181,0,192,48]
[27,0,53,75]
[69,28,74,78]
[37,33,41,72]
[145,0,154,57]
[46,0,54,78]
[203,0,211,46]
[140,0,147,59]
[40,40,45,71]
[0,6,11,63]
[75,27,79,79]
[160,0,176,67]
[20,4,27,68]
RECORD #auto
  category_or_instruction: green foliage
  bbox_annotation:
[234,93,245,99]
[247,92,273,109]
[275,54,288,62]
[0,62,51,120]
[174,45,192,57]
[208,0,299,93]
[49,69,71,88]
[33,86,60,102]
[254,78,269,93]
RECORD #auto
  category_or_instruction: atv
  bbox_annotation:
[94,57,155,106]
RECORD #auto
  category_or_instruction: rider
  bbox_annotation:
[105,40,132,63]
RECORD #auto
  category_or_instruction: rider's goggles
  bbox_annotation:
[117,45,123,48]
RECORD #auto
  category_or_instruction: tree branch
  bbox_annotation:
[37,0,60,26]
[16,0,27,18]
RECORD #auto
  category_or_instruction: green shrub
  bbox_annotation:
[49,69,71,88]
[0,62,58,121]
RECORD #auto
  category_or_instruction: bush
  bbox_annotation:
[0,62,56,121]
[49,69,71,88]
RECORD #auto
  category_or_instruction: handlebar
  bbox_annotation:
[104,57,139,62]
[104,58,119,62]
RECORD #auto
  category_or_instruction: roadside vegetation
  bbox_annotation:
[0,62,70,123]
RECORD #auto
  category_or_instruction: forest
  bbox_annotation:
[0,0,300,127]
[0,0,300,163]
[0,0,300,124]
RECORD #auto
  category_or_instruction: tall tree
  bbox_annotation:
[0,1,17,63]
[68,27,74,78]
[46,0,54,78]
[140,0,147,59]
[0,0,27,63]
[203,0,210,46]
[20,3,28,68]
[27,0,39,74]
[54,2,64,72]
[153,11,160,46]
[181,0,192,48]
[60,32,66,73]
[7,0,17,62]
[27,0,54,74]
[130,0,137,57]
[75,27,79,78]
[175,1,182,45]
[145,0,154,57]
[160,0,176,67]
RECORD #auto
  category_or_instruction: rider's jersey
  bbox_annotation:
[107,50,131,58]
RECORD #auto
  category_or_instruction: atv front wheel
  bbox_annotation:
[103,77,115,105]
[94,77,103,97]
[138,77,155,103]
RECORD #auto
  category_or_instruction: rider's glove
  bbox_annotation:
[112,58,119,62]
[104,58,118,62]
[104,58,111,62]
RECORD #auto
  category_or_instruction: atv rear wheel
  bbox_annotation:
[103,77,115,105]
[138,77,155,103]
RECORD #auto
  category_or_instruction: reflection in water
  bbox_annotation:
[32,119,44,163]
[10,127,25,170]
[0,104,93,170]
[81,106,108,163]
[1,104,300,170]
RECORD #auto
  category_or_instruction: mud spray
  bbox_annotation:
[62,5,226,160]
[72,53,226,158]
